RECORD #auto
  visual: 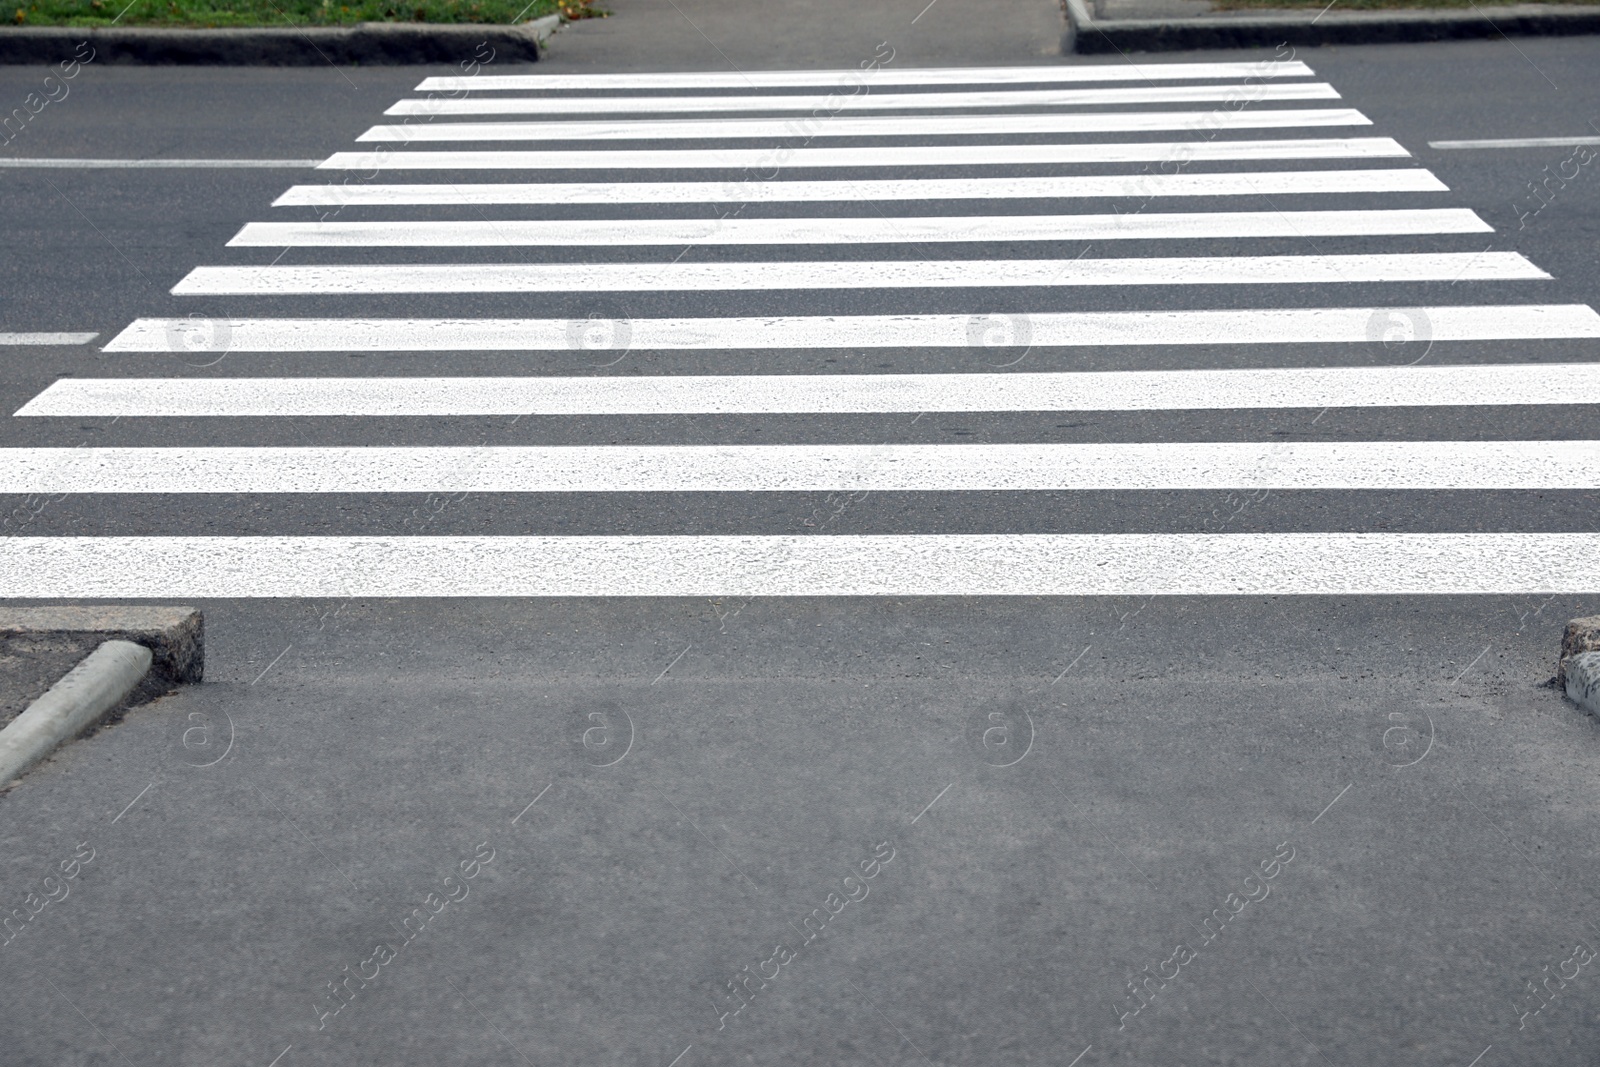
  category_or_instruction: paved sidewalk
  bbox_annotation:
[545,0,1072,69]
[1065,0,1600,51]
[1087,0,1599,17]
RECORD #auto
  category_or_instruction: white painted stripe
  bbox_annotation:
[386,83,1342,116]
[415,62,1318,92]
[228,209,1490,248]
[0,159,320,168]
[24,363,1600,418]
[272,168,1448,206]
[171,253,1544,296]
[1429,137,1600,150]
[0,332,98,345]
[316,138,1410,170]
[102,306,1600,352]
[4,534,1597,597]
[0,442,1594,494]
[357,109,1372,142]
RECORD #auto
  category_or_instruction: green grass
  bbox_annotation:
[1213,0,1600,8]
[9,0,602,27]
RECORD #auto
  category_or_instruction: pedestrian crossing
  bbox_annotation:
[96,306,1600,351]
[410,60,1320,89]
[318,138,1413,170]
[357,110,1374,142]
[227,209,1491,246]
[381,83,1345,114]
[20,363,1600,417]
[3,58,1597,597]
[3,535,1596,597]
[167,253,1549,294]
[270,169,1450,205]
[1,442,1596,493]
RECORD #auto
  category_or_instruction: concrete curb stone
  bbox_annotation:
[1061,1,1600,52]
[0,605,203,683]
[0,14,559,65]
[0,639,153,786]
[1559,614,1600,688]
[1565,652,1600,717]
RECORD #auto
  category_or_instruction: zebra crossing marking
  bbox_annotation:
[0,332,98,345]
[3,534,1596,597]
[383,83,1343,116]
[1430,137,1600,150]
[227,209,1490,248]
[8,61,1597,598]
[171,254,1546,296]
[413,61,1317,91]
[357,109,1373,143]
[271,169,1449,206]
[316,139,1411,170]
[24,363,1597,419]
[0,442,1595,494]
[103,306,1600,352]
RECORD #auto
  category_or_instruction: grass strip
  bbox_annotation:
[10,0,601,27]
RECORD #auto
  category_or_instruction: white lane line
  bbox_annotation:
[0,159,321,168]
[5,534,1597,597]
[227,209,1490,248]
[0,332,99,345]
[317,138,1410,170]
[414,62,1317,91]
[356,109,1371,142]
[1429,137,1600,150]
[272,169,1448,206]
[385,83,1342,116]
[1,442,1595,493]
[26,362,1597,418]
[172,253,1540,296]
[102,306,1600,352]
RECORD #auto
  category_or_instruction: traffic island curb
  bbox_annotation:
[0,15,559,65]
[0,606,203,787]
[1567,652,1600,717]
[0,640,152,786]
[1061,1,1600,52]
[0,605,203,684]
[1560,616,1600,718]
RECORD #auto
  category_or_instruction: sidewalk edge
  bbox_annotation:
[1066,4,1600,52]
[0,18,556,65]
[0,640,152,786]
[0,606,203,683]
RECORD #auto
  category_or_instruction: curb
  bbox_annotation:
[0,14,559,65]
[1568,652,1600,717]
[1559,613,1600,685]
[0,640,152,786]
[1062,2,1600,52]
[0,605,203,683]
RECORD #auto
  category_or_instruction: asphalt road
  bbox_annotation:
[2,3,1600,1065]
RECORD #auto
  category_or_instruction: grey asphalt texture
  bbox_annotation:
[2,2,1600,1065]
